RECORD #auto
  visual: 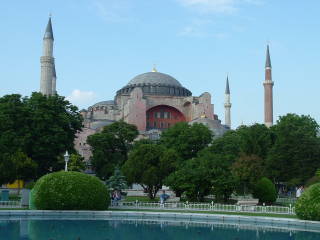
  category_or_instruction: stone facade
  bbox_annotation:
[75,70,229,162]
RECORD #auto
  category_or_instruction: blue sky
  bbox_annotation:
[1,0,320,128]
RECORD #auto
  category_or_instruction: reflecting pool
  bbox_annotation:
[1,217,320,240]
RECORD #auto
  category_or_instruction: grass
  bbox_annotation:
[111,208,297,219]
[124,196,160,202]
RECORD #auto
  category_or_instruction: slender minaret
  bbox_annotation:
[40,17,55,96]
[224,75,231,128]
[264,45,274,127]
[52,61,57,95]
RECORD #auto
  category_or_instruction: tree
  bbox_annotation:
[253,177,277,204]
[160,122,213,161]
[23,93,83,176]
[122,143,177,199]
[165,151,237,202]
[232,154,265,194]
[67,154,86,172]
[266,114,320,185]
[236,124,274,159]
[0,151,37,186]
[106,167,128,191]
[0,93,82,179]
[87,121,138,179]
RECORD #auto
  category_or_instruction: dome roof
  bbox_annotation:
[92,100,115,107]
[116,70,192,97]
[127,72,182,87]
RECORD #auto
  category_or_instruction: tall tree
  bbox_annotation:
[87,121,138,179]
[0,93,82,179]
[165,150,237,202]
[122,143,177,199]
[267,114,320,185]
[160,122,213,161]
[23,93,83,176]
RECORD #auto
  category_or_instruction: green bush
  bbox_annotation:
[253,177,277,204]
[295,183,320,221]
[32,171,109,210]
[305,175,320,187]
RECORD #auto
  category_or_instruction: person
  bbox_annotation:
[296,186,302,199]
[112,190,121,206]
[160,190,169,204]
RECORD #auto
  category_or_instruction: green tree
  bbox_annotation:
[232,154,265,194]
[236,124,274,159]
[0,93,82,179]
[122,143,176,199]
[160,122,213,161]
[23,93,82,176]
[0,151,37,186]
[266,114,320,185]
[106,167,128,191]
[87,121,138,179]
[165,151,237,202]
[253,177,277,204]
[68,154,86,172]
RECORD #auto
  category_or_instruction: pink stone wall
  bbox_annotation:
[126,88,146,131]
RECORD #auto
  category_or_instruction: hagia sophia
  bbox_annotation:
[39,18,274,163]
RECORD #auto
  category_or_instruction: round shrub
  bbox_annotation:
[295,183,320,221]
[32,171,109,210]
[253,177,277,204]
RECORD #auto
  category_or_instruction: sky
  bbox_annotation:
[1,0,320,128]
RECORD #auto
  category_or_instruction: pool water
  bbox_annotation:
[1,218,320,240]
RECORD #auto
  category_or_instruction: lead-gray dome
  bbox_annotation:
[117,71,192,97]
[127,72,182,87]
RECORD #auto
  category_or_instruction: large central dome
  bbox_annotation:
[116,70,192,97]
[127,72,182,87]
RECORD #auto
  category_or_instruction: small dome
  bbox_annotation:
[127,72,182,87]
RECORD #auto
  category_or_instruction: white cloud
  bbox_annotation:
[177,0,263,14]
[66,89,96,108]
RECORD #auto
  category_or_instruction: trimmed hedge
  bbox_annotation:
[32,171,109,210]
[295,183,320,221]
[253,177,277,204]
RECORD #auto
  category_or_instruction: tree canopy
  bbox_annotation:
[122,143,177,199]
[160,122,213,161]
[0,93,83,183]
[87,121,139,179]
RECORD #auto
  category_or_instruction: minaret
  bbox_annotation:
[264,44,274,127]
[52,62,57,95]
[224,75,231,128]
[40,17,54,96]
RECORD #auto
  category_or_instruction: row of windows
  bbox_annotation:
[147,111,179,120]
[147,122,171,129]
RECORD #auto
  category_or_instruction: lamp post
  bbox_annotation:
[64,151,69,172]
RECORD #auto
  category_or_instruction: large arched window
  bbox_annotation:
[146,105,186,130]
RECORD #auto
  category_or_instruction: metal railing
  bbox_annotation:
[112,201,296,215]
[0,200,22,208]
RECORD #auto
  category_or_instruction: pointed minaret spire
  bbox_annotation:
[265,44,271,68]
[263,44,274,127]
[40,16,55,96]
[224,75,231,129]
[44,17,54,40]
[225,75,230,94]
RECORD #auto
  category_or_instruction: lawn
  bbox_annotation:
[124,196,160,202]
